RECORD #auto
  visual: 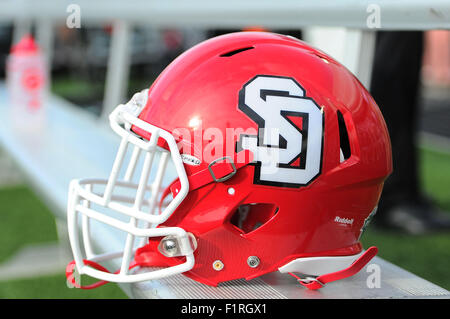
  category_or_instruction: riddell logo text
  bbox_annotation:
[334,216,354,225]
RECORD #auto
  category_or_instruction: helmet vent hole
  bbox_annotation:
[229,203,278,234]
[337,110,351,163]
[220,46,254,57]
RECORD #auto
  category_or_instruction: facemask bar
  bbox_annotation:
[67,91,193,283]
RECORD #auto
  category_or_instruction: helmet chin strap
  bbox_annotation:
[286,246,378,290]
[65,240,185,290]
[67,246,378,290]
[170,150,253,194]
[66,259,140,290]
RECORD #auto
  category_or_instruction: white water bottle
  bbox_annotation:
[6,34,48,131]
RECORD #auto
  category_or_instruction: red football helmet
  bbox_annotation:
[66,32,392,289]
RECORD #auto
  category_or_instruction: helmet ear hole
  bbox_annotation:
[229,203,279,234]
[220,46,254,57]
[337,110,351,163]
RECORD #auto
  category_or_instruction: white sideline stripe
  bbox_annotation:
[419,132,450,154]
[0,242,72,281]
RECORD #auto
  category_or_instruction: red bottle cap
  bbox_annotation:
[10,34,40,55]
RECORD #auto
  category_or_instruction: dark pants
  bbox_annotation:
[370,31,425,215]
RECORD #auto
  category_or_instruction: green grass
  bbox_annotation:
[361,146,450,290]
[51,76,104,102]
[361,230,450,289]
[0,186,58,263]
[420,146,450,209]
[0,273,127,299]
[0,185,128,299]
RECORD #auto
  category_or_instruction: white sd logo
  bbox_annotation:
[237,75,323,187]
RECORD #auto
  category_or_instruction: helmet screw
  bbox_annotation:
[162,239,177,255]
[212,260,224,271]
[247,256,260,268]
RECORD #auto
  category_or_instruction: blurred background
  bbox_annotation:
[0,1,449,298]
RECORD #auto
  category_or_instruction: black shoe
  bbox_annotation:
[374,198,450,235]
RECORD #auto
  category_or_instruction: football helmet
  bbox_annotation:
[66,32,392,289]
